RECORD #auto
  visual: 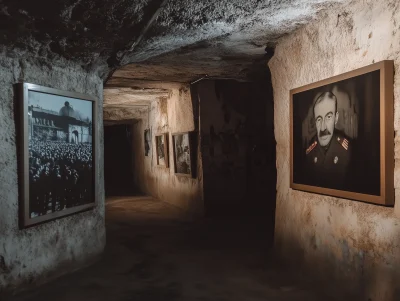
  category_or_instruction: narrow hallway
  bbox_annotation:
[8,197,338,301]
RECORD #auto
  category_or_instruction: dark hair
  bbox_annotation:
[313,91,337,118]
[64,101,70,106]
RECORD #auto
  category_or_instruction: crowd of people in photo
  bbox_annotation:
[29,138,93,218]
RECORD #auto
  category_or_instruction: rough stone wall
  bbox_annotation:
[269,0,400,300]
[0,55,105,291]
[0,0,354,83]
[132,85,203,215]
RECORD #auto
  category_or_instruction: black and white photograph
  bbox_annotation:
[18,83,97,227]
[155,133,169,167]
[290,61,394,205]
[172,133,192,176]
[144,129,151,156]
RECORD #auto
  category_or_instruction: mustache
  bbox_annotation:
[318,129,331,137]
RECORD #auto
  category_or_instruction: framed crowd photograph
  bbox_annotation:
[155,133,169,167]
[172,132,193,177]
[17,83,97,228]
[290,60,394,205]
[144,128,151,156]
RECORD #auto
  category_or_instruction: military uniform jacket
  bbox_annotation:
[305,131,351,190]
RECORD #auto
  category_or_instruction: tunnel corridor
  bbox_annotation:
[3,1,400,300]
[8,196,345,301]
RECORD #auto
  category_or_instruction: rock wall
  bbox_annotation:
[269,0,400,300]
[0,55,105,292]
[132,85,203,215]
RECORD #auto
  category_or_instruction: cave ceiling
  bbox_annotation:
[0,0,349,119]
[0,0,350,82]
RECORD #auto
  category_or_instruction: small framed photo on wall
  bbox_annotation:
[144,128,151,156]
[290,60,394,205]
[17,83,97,228]
[172,132,193,177]
[155,133,169,167]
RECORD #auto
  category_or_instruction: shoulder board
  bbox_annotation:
[306,141,317,155]
[336,136,349,150]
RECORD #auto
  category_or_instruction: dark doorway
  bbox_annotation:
[104,124,136,197]
[197,66,277,245]
[72,130,79,144]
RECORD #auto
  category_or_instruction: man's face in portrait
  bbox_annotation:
[314,94,339,147]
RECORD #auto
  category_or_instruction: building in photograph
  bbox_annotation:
[28,101,92,144]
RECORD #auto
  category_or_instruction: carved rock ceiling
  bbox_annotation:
[0,0,350,118]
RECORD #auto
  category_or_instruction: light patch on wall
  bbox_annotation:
[353,7,393,61]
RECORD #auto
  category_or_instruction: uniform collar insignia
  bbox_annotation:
[306,140,318,155]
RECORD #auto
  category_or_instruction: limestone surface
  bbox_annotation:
[0,0,351,81]
[269,0,400,300]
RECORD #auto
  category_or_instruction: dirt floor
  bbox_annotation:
[6,196,344,301]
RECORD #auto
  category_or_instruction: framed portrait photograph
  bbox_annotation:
[290,60,394,205]
[155,133,169,167]
[144,129,151,156]
[17,83,97,228]
[172,132,193,176]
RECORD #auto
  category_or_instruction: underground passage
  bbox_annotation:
[2,1,400,301]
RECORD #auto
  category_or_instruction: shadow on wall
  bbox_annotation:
[198,66,276,234]
[275,228,400,301]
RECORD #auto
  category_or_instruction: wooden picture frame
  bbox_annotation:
[17,82,97,228]
[290,60,394,205]
[155,133,169,167]
[172,132,193,177]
